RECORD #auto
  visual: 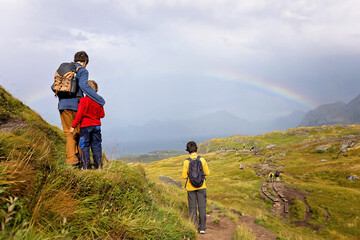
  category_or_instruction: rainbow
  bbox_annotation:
[24,87,54,105]
[203,71,316,109]
[24,71,316,110]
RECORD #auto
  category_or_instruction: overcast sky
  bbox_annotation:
[1,0,360,130]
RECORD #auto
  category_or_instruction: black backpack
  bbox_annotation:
[186,156,205,188]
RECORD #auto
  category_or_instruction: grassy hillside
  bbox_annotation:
[119,150,186,163]
[0,86,196,239]
[144,125,360,240]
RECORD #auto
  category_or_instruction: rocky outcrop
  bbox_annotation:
[0,117,27,133]
[266,144,277,149]
[340,141,357,152]
[347,176,359,181]
[159,175,182,189]
[316,145,330,152]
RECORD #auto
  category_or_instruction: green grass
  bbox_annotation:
[0,86,196,239]
[3,85,360,239]
[290,199,306,221]
[145,124,360,240]
[119,150,186,163]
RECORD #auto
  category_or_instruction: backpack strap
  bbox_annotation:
[184,157,192,188]
[75,66,83,72]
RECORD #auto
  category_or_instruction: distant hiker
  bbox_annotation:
[182,141,210,234]
[275,171,280,182]
[269,171,274,183]
[51,51,105,167]
[70,80,105,169]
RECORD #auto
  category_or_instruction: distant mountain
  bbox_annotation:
[300,94,360,126]
[268,110,306,130]
[117,111,253,142]
[102,111,255,155]
[103,110,307,155]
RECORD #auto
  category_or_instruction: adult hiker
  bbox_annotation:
[51,51,105,167]
[269,171,274,183]
[182,141,210,234]
[275,170,280,182]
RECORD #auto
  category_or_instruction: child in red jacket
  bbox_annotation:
[70,80,105,169]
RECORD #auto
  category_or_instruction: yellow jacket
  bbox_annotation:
[182,154,210,191]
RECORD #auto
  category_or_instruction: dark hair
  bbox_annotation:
[74,51,89,64]
[87,80,98,92]
[186,141,197,153]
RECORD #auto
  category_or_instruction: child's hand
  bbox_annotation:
[69,127,75,134]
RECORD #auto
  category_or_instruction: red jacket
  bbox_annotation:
[72,96,105,128]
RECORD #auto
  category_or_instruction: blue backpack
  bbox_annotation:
[186,156,205,188]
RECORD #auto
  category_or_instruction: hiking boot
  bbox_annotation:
[199,230,205,234]
[71,162,82,169]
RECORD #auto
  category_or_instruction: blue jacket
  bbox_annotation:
[51,62,105,111]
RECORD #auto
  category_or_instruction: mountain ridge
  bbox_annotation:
[300,94,360,126]
[103,110,305,155]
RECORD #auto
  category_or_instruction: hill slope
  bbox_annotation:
[300,94,360,126]
[0,86,195,239]
[145,125,360,240]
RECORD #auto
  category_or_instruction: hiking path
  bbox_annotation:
[197,209,277,240]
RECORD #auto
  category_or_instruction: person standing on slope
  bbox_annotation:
[182,141,210,234]
[70,80,105,169]
[269,171,274,183]
[51,51,105,167]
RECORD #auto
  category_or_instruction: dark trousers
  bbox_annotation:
[79,126,102,169]
[187,188,207,231]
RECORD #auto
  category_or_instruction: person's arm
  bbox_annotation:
[100,106,105,119]
[182,161,189,179]
[71,98,86,129]
[77,68,106,106]
[202,158,210,176]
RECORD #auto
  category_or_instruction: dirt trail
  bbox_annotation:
[239,215,277,240]
[197,209,277,240]
[197,210,235,240]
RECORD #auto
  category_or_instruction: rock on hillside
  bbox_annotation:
[300,94,360,126]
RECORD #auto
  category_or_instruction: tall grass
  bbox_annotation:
[0,86,195,239]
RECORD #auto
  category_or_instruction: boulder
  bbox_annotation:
[159,175,182,189]
[347,176,359,181]
[340,141,357,152]
[266,144,277,149]
[316,145,330,152]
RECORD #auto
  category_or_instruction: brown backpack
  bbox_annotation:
[53,62,82,96]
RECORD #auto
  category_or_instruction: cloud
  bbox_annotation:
[281,10,309,21]
[1,0,360,130]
